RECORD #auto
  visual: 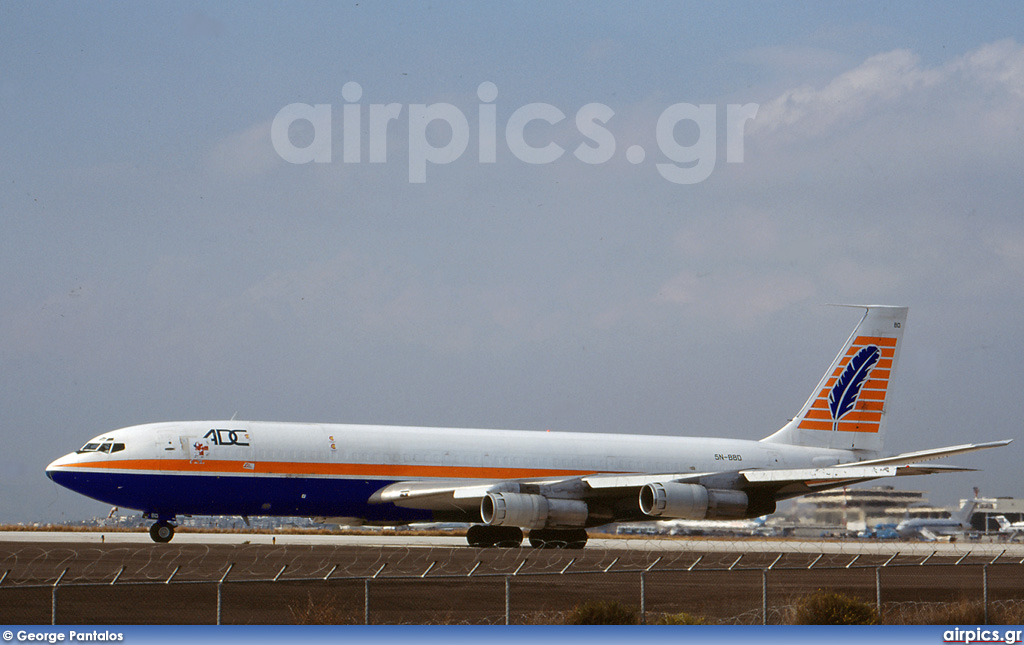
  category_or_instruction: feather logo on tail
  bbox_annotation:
[829,345,881,431]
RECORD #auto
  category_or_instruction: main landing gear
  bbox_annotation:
[466,525,523,547]
[465,526,589,549]
[528,528,588,549]
[148,520,176,543]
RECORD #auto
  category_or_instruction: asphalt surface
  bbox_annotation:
[3,529,1022,555]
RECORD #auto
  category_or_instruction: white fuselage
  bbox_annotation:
[46,420,855,522]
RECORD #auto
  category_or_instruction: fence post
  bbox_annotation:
[983,564,989,626]
[216,563,233,625]
[875,567,882,620]
[51,569,67,626]
[364,578,370,625]
[761,568,767,625]
[640,571,646,625]
[505,576,511,625]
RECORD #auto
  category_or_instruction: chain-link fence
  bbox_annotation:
[2,543,1022,624]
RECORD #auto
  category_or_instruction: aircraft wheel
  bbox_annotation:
[564,528,588,549]
[493,526,523,548]
[466,525,489,547]
[529,528,587,549]
[528,529,559,548]
[466,525,523,548]
[149,521,175,543]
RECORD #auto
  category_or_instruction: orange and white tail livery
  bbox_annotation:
[763,305,906,454]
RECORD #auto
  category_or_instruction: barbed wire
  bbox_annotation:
[1,536,1022,587]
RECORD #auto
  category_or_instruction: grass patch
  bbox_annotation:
[789,590,879,625]
[565,600,639,625]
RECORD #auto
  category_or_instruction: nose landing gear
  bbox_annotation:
[148,519,176,543]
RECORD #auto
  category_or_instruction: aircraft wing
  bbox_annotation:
[367,440,1011,517]
[368,479,518,512]
[365,466,946,516]
[735,440,1011,499]
[919,527,939,541]
[844,440,1012,467]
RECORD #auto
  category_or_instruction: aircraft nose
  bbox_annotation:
[46,453,76,480]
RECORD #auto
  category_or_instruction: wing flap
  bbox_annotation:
[742,465,897,482]
[849,440,1011,467]
[582,472,709,489]
[741,463,976,484]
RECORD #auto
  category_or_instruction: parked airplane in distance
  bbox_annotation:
[994,515,1024,540]
[655,516,774,537]
[46,306,1010,547]
[894,498,979,541]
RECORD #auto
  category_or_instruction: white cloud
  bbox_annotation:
[750,49,937,137]
[956,39,1024,98]
[750,40,1024,141]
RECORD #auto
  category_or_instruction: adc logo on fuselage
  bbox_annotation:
[203,429,250,447]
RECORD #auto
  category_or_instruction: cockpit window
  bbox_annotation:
[76,440,126,454]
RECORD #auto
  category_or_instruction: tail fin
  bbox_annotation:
[762,305,908,454]
[995,515,1011,531]
[955,498,979,526]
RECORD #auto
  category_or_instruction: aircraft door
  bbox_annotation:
[155,431,178,457]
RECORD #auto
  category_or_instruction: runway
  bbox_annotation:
[3,530,1023,558]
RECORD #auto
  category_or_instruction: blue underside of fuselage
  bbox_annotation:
[48,470,443,523]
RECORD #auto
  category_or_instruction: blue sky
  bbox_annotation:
[3,2,1024,522]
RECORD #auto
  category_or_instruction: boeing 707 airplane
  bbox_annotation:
[46,306,1010,546]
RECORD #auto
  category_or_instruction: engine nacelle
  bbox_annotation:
[481,492,588,529]
[639,482,749,520]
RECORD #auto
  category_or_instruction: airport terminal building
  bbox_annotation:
[794,486,949,531]
[792,486,1024,534]
[967,496,1024,531]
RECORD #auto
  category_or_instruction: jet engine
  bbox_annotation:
[639,482,750,520]
[481,492,588,529]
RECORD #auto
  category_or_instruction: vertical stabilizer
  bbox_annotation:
[761,305,908,454]
[955,497,979,526]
